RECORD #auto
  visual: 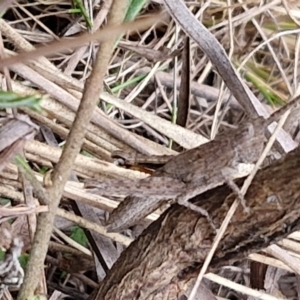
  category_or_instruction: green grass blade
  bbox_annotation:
[124,0,148,22]
[0,91,42,110]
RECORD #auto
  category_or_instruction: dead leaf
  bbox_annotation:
[0,114,38,172]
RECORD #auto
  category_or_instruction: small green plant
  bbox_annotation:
[69,0,92,29]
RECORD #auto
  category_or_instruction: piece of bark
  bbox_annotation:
[90,146,300,300]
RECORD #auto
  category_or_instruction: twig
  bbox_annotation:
[56,208,132,246]
[15,155,49,206]
[0,15,162,68]
[17,0,143,298]
[52,227,92,256]
[0,184,133,246]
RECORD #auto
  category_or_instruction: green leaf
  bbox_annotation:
[0,198,11,205]
[70,226,88,248]
[38,166,50,175]
[0,249,5,261]
[19,253,29,269]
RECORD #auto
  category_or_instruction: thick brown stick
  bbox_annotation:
[91,146,300,299]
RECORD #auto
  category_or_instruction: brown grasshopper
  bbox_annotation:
[86,96,300,232]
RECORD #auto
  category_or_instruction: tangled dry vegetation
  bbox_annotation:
[0,0,300,299]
